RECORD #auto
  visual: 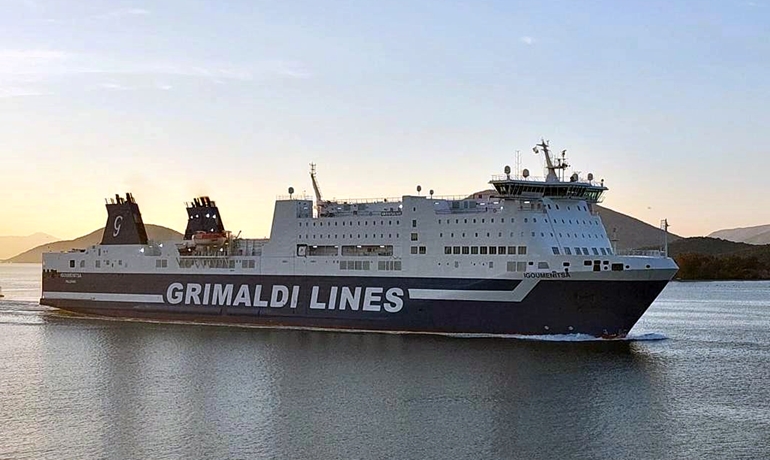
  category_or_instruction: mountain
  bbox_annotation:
[0,233,58,260]
[708,224,770,245]
[661,237,757,257]
[594,206,680,251]
[4,225,182,263]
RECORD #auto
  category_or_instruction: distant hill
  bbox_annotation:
[5,225,183,263]
[0,233,58,260]
[660,237,770,280]
[662,237,757,257]
[595,205,680,250]
[708,224,770,245]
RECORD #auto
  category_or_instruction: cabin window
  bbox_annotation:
[453,246,461,255]
[612,263,624,271]
[592,248,600,255]
[95,260,101,268]
[584,260,593,266]
[411,233,418,241]
[489,247,497,255]
[600,248,607,255]
[69,260,75,268]
[412,219,417,227]
[79,260,85,268]
[517,246,527,255]
[471,247,479,255]
[538,262,550,269]
[480,247,488,255]
[489,261,494,269]
[462,246,470,255]
[508,246,516,254]
[582,248,589,255]
[419,246,426,255]
[498,246,506,255]
[411,246,418,254]
[444,247,452,255]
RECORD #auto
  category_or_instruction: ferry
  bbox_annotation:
[40,140,678,337]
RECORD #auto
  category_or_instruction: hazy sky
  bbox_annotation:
[2,0,769,240]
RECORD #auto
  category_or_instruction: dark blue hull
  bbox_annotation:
[41,272,670,337]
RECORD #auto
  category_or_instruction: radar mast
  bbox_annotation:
[310,163,325,214]
[533,139,569,182]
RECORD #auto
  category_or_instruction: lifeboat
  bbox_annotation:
[192,231,227,246]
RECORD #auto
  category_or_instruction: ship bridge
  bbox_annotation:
[489,178,607,203]
[490,139,607,203]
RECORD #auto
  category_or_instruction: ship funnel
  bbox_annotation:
[184,196,226,239]
[101,193,149,245]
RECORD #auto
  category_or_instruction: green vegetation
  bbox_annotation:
[675,253,770,280]
[663,237,770,280]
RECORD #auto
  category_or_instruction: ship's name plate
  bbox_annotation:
[166,283,404,313]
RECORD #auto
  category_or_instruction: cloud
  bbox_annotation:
[520,36,534,45]
[0,86,48,98]
[0,49,69,60]
[98,82,131,90]
[0,48,310,97]
[102,8,151,18]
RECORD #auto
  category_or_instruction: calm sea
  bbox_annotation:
[1,263,768,460]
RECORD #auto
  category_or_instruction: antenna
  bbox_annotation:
[660,219,670,257]
[514,149,521,178]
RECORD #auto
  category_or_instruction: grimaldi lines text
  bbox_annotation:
[40,140,678,338]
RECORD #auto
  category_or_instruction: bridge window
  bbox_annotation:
[453,246,461,255]
[419,246,426,254]
[508,246,516,254]
[462,246,470,255]
[341,245,393,256]
[552,247,560,255]
[480,246,488,255]
[517,246,527,255]
[444,246,452,255]
[471,247,479,255]
[564,247,572,255]
[498,246,506,254]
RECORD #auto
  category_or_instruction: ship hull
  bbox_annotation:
[41,272,673,337]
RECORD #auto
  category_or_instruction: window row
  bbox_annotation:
[298,244,395,257]
[340,260,371,271]
[298,234,400,240]
[443,246,528,255]
[562,247,613,256]
[300,220,400,227]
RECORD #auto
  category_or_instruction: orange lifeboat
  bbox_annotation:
[191,231,227,246]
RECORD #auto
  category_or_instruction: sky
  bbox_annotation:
[2,0,769,240]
